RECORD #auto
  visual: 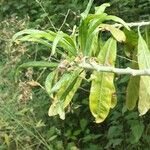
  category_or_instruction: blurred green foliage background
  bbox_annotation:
[0,0,150,149]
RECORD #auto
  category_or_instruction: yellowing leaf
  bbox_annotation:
[138,30,150,115]
[111,86,117,109]
[126,60,140,110]
[48,69,84,119]
[126,76,140,110]
[48,101,65,120]
[138,77,150,115]
[89,38,117,123]
[90,72,114,123]
[100,24,126,42]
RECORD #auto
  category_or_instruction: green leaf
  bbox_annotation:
[16,35,52,48]
[105,15,130,30]
[98,38,117,64]
[63,71,85,108]
[79,13,107,55]
[130,121,144,143]
[15,61,58,81]
[50,72,72,94]
[12,29,51,41]
[80,119,88,131]
[81,0,94,19]
[45,70,57,97]
[138,29,150,115]
[48,69,84,119]
[18,61,58,69]
[95,3,110,14]
[57,69,84,106]
[89,38,117,123]
[87,13,107,35]
[126,76,140,110]
[52,31,77,56]
[12,29,77,56]
[90,32,99,56]
[99,24,126,42]
[123,29,138,57]
[126,60,140,110]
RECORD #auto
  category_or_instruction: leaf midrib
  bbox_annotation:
[98,39,114,114]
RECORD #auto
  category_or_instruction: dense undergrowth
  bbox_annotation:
[0,0,150,149]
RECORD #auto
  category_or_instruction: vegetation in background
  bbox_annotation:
[0,0,150,149]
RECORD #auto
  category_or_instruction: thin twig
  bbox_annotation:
[35,0,57,32]
[117,55,138,63]
[59,9,71,31]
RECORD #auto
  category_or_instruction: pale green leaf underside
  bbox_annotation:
[138,30,150,115]
[126,76,140,110]
[138,77,150,116]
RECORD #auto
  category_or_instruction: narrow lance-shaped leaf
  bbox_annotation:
[52,31,77,56]
[63,71,85,108]
[13,29,77,56]
[90,32,99,56]
[15,61,58,81]
[126,76,140,110]
[89,38,117,123]
[84,14,128,55]
[95,3,110,14]
[12,29,53,41]
[45,70,57,97]
[105,15,130,30]
[82,13,107,55]
[18,61,58,69]
[48,69,84,119]
[80,0,94,19]
[48,71,72,119]
[126,61,140,110]
[50,72,72,94]
[138,29,150,115]
[17,35,52,48]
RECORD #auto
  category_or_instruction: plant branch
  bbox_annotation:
[113,21,150,28]
[78,62,150,76]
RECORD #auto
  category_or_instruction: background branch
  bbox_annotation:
[113,21,150,28]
